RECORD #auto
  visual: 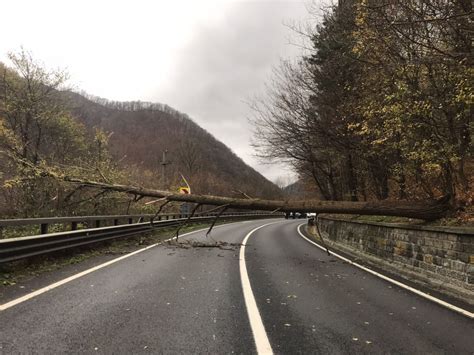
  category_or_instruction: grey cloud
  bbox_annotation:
[152,0,308,182]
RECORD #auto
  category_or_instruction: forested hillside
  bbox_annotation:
[65,91,280,199]
[0,52,280,218]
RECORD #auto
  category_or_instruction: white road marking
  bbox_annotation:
[0,222,248,312]
[240,222,278,355]
[296,223,474,320]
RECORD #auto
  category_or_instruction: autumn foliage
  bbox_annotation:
[253,0,472,209]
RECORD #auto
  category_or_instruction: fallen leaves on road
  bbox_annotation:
[165,239,242,251]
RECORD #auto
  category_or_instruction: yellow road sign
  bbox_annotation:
[179,187,190,194]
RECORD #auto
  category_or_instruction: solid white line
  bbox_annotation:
[240,222,278,355]
[296,223,474,320]
[0,223,241,312]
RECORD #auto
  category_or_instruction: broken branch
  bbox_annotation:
[150,200,171,225]
[206,205,229,237]
[145,197,167,205]
[174,203,201,240]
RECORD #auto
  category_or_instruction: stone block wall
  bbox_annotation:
[314,217,474,303]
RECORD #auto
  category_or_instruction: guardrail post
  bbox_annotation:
[95,220,101,228]
[71,222,78,231]
[128,218,133,224]
[114,219,119,226]
[40,223,48,234]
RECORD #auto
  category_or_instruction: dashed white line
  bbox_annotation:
[240,222,278,355]
[296,223,474,320]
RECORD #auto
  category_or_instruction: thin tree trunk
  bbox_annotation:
[346,153,358,201]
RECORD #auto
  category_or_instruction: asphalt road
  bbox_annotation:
[0,219,473,354]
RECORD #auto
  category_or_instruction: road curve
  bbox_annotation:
[0,219,472,354]
[246,220,473,354]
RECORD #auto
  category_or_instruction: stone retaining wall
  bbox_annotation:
[312,217,474,304]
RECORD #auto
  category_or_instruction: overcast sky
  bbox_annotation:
[1,0,320,184]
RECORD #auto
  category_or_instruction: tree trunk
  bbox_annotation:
[346,153,358,201]
[63,176,451,221]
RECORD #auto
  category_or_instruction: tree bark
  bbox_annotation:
[345,152,358,201]
[63,176,451,221]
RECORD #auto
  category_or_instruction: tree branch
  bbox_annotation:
[206,205,229,237]
[174,203,201,240]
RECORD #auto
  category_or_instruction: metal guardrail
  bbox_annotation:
[0,213,281,263]
[0,211,274,235]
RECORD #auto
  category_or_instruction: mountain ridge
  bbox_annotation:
[63,90,281,199]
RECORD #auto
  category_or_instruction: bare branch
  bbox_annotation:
[206,205,230,237]
[232,190,253,199]
[145,197,167,205]
[270,207,282,214]
[174,203,202,240]
[150,200,171,225]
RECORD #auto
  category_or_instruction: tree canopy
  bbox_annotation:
[252,0,472,209]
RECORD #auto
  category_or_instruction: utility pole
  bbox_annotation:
[160,149,171,188]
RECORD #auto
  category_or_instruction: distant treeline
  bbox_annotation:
[78,91,192,119]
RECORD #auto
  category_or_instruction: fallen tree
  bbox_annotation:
[1,151,451,221]
[62,176,451,221]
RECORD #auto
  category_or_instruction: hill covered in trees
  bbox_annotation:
[64,91,280,199]
[0,52,280,217]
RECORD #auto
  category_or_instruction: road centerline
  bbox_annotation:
[240,222,279,355]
